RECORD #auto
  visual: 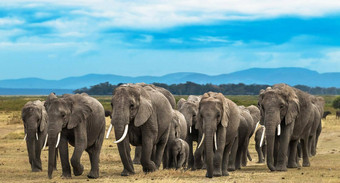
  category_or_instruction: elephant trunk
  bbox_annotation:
[204,128,214,178]
[114,123,135,175]
[26,129,38,171]
[266,125,277,171]
[48,132,58,179]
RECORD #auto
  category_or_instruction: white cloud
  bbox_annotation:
[0,17,24,26]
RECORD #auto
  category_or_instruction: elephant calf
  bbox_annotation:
[22,100,48,172]
[171,138,189,170]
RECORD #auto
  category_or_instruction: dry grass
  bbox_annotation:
[1,113,340,183]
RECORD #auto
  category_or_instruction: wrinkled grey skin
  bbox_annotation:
[228,106,253,171]
[254,126,266,163]
[163,110,187,169]
[196,92,240,178]
[45,93,105,179]
[171,138,189,170]
[110,84,172,176]
[22,100,48,172]
[177,95,203,169]
[132,84,176,165]
[245,105,261,161]
[258,84,314,171]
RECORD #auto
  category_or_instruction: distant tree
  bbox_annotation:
[332,96,340,109]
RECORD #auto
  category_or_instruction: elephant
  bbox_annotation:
[106,83,173,176]
[228,106,254,171]
[45,93,105,179]
[196,92,240,178]
[171,138,189,170]
[177,95,203,169]
[163,110,187,169]
[131,83,176,165]
[254,126,266,163]
[258,84,315,171]
[245,105,261,161]
[105,110,112,119]
[308,96,324,156]
[22,100,49,172]
[322,111,331,119]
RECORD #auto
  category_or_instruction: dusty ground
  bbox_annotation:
[0,112,339,183]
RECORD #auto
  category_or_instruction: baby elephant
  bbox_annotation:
[171,138,189,170]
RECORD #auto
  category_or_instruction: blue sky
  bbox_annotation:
[1,0,340,80]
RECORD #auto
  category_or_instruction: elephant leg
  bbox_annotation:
[247,149,252,162]
[263,145,267,161]
[86,132,104,179]
[178,154,186,169]
[187,137,194,170]
[71,142,86,176]
[162,145,170,169]
[287,140,299,168]
[133,146,142,164]
[241,138,250,167]
[228,136,238,171]
[154,134,168,169]
[301,137,310,167]
[59,137,71,178]
[256,143,264,163]
[141,139,157,172]
[222,141,233,176]
[35,140,43,171]
[193,144,204,169]
[276,124,293,171]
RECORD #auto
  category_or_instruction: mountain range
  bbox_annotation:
[0,68,339,93]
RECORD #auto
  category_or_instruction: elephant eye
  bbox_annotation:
[280,104,285,109]
[130,104,134,109]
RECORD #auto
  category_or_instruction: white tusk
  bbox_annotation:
[190,126,192,134]
[255,121,260,130]
[24,133,27,141]
[277,124,281,136]
[114,125,129,144]
[36,132,39,140]
[43,134,48,150]
[55,132,61,148]
[214,133,218,150]
[106,124,113,139]
[197,133,205,149]
[260,126,265,147]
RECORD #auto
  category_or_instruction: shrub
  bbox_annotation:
[332,96,340,109]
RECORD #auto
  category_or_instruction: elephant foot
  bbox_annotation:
[61,173,72,179]
[302,161,310,167]
[205,172,213,178]
[121,169,135,176]
[276,164,287,171]
[227,165,235,172]
[257,160,264,164]
[73,164,84,176]
[267,164,276,171]
[87,171,99,179]
[287,162,297,168]
[32,168,42,172]
[222,170,229,176]
[213,169,222,177]
[142,162,157,173]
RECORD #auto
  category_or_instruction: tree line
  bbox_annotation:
[73,82,340,95]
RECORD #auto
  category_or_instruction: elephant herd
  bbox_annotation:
[21,83,324,179]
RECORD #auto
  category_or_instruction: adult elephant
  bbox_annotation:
[228,106,253,170]
[308,96,324,156]
[196,92,240,178]
[258,84,314,171]
[22,100,48,172]
[45,93,105,179]
[163,110,187,169]
[106,84,173,176]
[245,105,261,161]
[177,95,202,169]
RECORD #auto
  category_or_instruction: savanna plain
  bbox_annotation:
[0,95,339,183]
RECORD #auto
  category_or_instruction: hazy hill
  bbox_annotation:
[0,67,339,90]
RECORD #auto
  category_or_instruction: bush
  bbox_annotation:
[332,96,340,109]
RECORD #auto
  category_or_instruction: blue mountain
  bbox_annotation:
[0,68,339,91]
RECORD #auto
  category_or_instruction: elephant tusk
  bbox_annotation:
[114,124,129,144]
[214,133,218,150]
[255,121,260,130]
[277,124,281,136]
[197,133,205,149]
[55,132,61,148]
[190,126,192,134]
[43,134,48,150]
[260,126,265,147]
[36,132,39,140]
[106,124,113,139]
[23,133,27,141]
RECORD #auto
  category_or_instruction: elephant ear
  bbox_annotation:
[39,102,48,132]
[195,105,202,131]
[285,97,299,125]
[216,93,230,128]
[67,99,92,129]
[134,96,153,127]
